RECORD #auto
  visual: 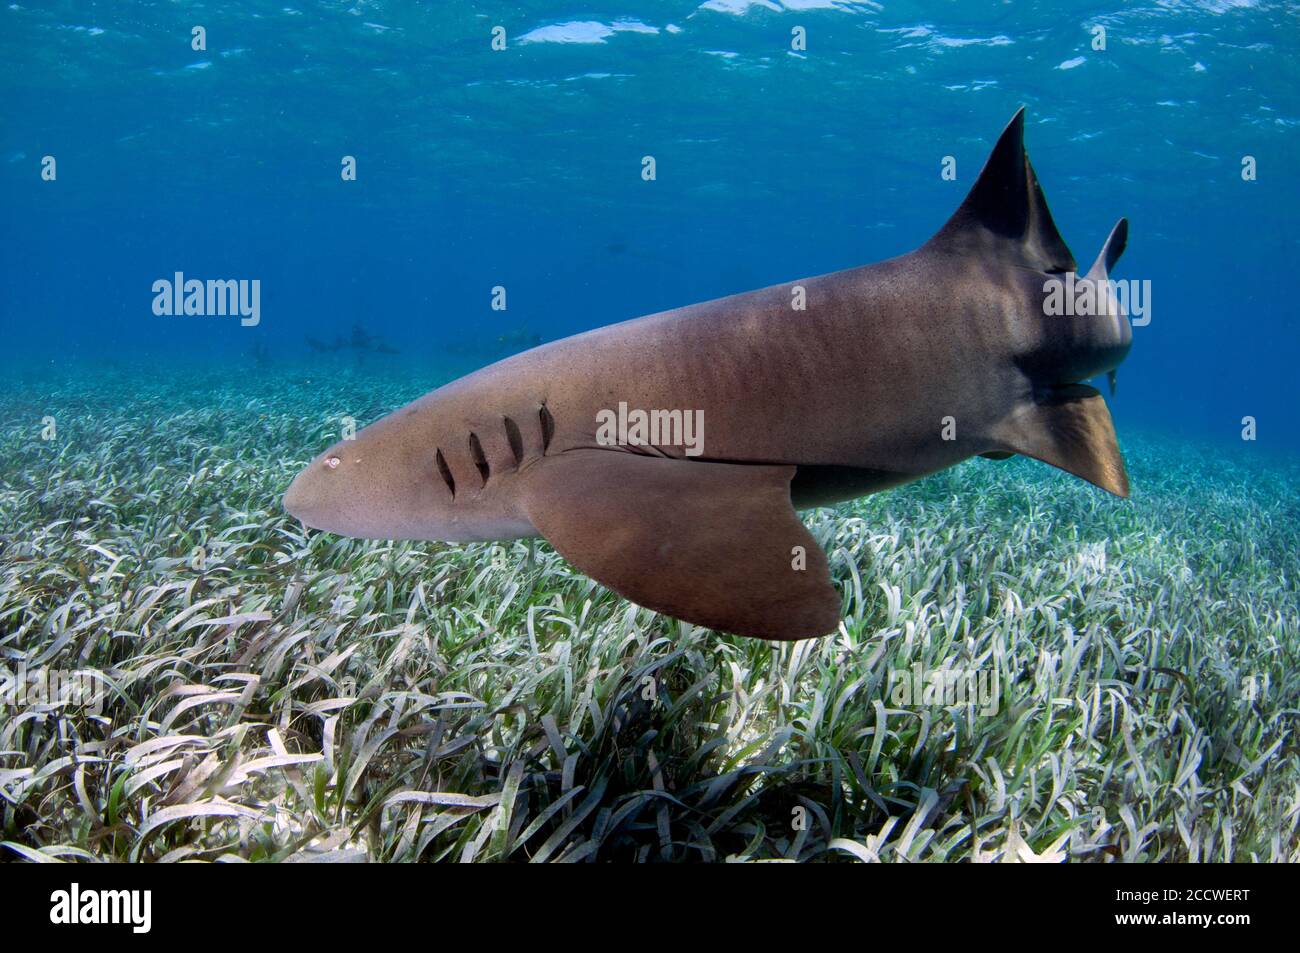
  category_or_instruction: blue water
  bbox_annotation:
[2,1,1297,447]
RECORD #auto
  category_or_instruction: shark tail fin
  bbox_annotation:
[991,384,1130,498]
[924,108,1077,274]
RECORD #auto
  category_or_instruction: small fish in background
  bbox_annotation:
[304,323,400,363]
[495,327,542,353]
[349,324,375,350]
[249,340,272,368]
[604,236,674,268]
[441,328,543,361]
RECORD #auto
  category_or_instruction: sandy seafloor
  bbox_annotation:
[0,361,1296,862]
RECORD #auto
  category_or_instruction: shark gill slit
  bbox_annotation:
[502,415,524,467]
[539,404,555,454]
[468,432,490,486]
[435,447,456,499]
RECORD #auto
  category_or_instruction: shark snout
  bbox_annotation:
[283,437,455,540]
[283,459,325,526]
[283,446,353,530]
[282,468,312,522]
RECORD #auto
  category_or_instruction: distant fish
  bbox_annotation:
[495,328,542,351]
[305,323,399,358]
[604,237,672,266]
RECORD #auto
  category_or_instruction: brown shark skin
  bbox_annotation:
[284,109,1132,639]
[287,257,1007,538]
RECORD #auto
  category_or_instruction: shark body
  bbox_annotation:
[284,110,1133,640]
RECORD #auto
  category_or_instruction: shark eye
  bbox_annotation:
[325,456,340,469]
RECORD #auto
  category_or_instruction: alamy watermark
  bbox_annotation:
[152,272,261,326]
[595,402,704,457]
[1043,274,1151,327]
[888,662,1000,716]
[50,883,151,933]
[0,663,108,716]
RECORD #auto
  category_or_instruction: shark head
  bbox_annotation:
[284,399,539,543]
[283,414,447,539]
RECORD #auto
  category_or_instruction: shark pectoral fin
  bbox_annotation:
[993,384,1130,498]
[521,450,842,641]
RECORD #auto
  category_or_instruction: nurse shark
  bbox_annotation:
[284,109,1132,641]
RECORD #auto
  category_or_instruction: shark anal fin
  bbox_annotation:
[521,450,841,641]
[992,384,1129,498]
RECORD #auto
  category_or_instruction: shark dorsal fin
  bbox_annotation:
[925,108,1076,274]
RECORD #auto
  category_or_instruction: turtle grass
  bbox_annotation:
[0,363,1296,862]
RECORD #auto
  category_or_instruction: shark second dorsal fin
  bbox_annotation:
[1086,217,1129,282]
[925,108,1077,274]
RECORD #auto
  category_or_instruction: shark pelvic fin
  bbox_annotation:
[926,108,1077,274]
[991,384,1129,498]
[521,450,842,641]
